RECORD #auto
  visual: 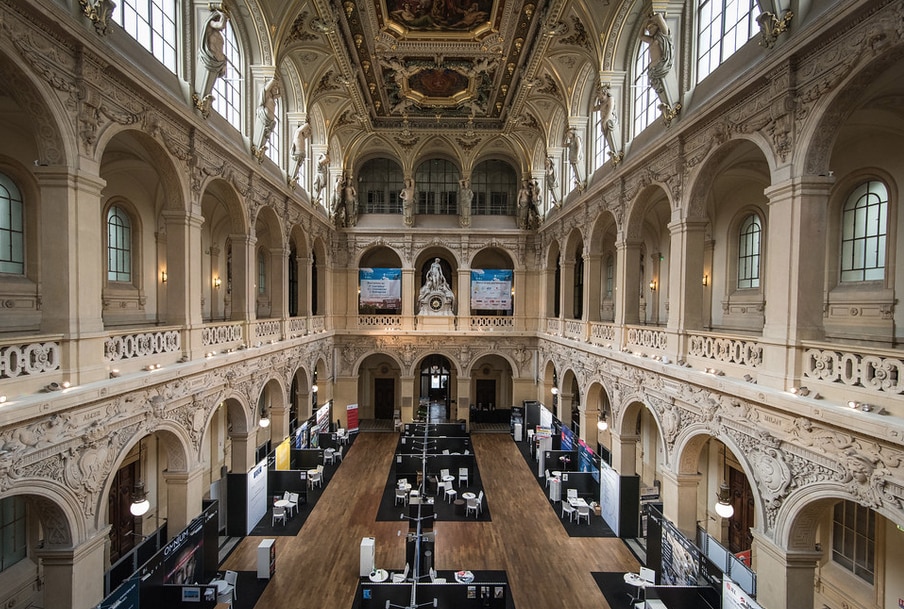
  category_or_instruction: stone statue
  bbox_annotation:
[331,174,345,226]
[400,177,415,227]
[545,156,559,207]
[564,127,585,189]
[194,6,229,116]
[517,179,531,229]
[253,77,280,160]
[459,177,473,227]
[418,258,454,315]
[343,173,358,226]
[593,84,622,163]
[289,121,311,186]
[312,151,330,204]
[640,12,676,113]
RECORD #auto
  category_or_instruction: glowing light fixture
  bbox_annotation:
[130,439,150,517]
[714,445,734,519]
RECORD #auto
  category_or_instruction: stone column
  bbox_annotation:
[659,470,701,537]
[666,218,707,333]
[760,176,833,389]
[609,431,638,475]
[267,246,288,321]
[35,530,108,609]
[299,255,312,319]
[162,466,207,541]
[585,251,602,322]
[457,267,471,319]
[400,374,416,421]
[163,209,205,356]
[615,238,642,325]
[402,268,415,328]
[751,530,821,609]
[229,431,258,473]
[581,405,600,446]
[227,234,256,322]
[455,375,471,429]
[560,259,575,320]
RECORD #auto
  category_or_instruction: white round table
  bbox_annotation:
[274,499,290,509]
[461,492,476,501]
[369,569,389,582]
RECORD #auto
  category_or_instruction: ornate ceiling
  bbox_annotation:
[265,0,629,151]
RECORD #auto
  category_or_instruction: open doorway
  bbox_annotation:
[419,355,451,420]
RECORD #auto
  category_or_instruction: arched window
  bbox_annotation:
[573,249,584,319]
[112,0,178,73]
[0,496,26,573]
[288,245,298,316]
[605,255,614,299]
[106,205,132,283]
[737,214,762,289]
[471,160,517,216]
[632,44,659,136]
[212,18,243,132]
[832,500,875,584]
[697,0,760,82]
[359,158,404,214]
[257,248,267,295]
[841,180,887,282]
[0,173,24,275]
[414,159,459,216]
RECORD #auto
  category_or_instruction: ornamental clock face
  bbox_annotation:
[429,295,443,311]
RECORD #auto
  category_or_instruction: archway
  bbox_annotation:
[418,354,452,421]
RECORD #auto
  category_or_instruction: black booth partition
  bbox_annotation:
[359,578,509,609]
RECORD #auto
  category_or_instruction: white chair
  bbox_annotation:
[335,445,343,462]
[561,502,576,522]
[222,569,238,601]
[272,505,287,526]
[544,469,552,488]
[440,468,450,481]
[458,467,469,487]
[566,488,578,501]
[576,505,591,525]
[465,496,480,518]
[391,563,409,583]
[309,470,322,489]
[476,490,484,514]
[429,567,446,584]
[286,492,299,517]
[395,487,409,506]
[324,450,336,465]
[444,486,457,503]
[442,449,450,455]
[436,481,445,498]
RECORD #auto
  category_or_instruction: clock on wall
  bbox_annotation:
[429,295,443,311]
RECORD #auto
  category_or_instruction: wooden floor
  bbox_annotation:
[222,432,640,609]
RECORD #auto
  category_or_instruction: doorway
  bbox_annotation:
[728,466,754,553]
[108,460,138,563]
[374,378,395,420]
[475,379,496,410]
[419,355,451,419]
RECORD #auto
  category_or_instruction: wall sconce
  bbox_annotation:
[259,411,271,428]
[597,411,608,432]
[312,383,318,394]
[551,387,558,396]
[649,279,657,291]
[130,438,151,517]
[160,270,167,283]
[213,277,222,289]
[702,274,708,287]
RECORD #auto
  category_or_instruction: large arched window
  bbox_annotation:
[0,173,24,275]
[471,160,517,216]
[106,205,132,283]
[737,213,762,289]
[415,159,459,216]
[257,248,267,295]
[632,44,659,136]
[605,255,614,299]
[265,95,281,165]
[697,0,760,82]
[359,158,404,214]
[832,500,875,584]
[212,18,243,132]
[841,180,888,282]
[0,496,26,573]
[112,0,178,73]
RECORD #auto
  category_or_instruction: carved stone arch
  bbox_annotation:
[225,0,273,67]
[349,349,405,377]
[202,177,250,235]
[467,244,516,273]
[600,0,645,73]
[355,241,405,267]
[468,348,520,379]
[617,396,666,457]
[408,350,464,379]
[254,202,287,251]
[1,486,79,547]
[220,393,252,435]
[684,136,773,222]
[139,424,193,473]
[623,183,670,241]
[800,35,904,176]
[569,61,599,118]
[0,50,71,165]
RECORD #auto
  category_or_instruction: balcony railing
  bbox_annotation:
[202,322,243,347]
[104,329,181,363]
[358,315,403,330]
[688,332,764,368]
[469,316,514,331]
[0,338,61,380]
[626,326,668,351]
[802,344,904,396]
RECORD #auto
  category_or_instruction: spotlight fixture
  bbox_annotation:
[259,413,271,428]
[848,401,876,412]
[551,387,558,396]
[0,395,6,404]
[597,412,608,432]
[130,439,150,517]
[110,369,121,378]
[44,382,61,392]
[144,363,161,371]
[790,386,810,396]
[714,445,734,519]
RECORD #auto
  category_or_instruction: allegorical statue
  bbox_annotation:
[194,5,229,117]
[288,121,311,187]
[252,77,280,161]
[417,258,454,315]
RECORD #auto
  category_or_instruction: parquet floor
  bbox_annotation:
[221,432,639,609]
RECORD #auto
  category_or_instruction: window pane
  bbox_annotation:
[213,19,243,132]
[113,0,178,73]
[840,181,887,282]
[0,173,25,275]
[696,0,760,83]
